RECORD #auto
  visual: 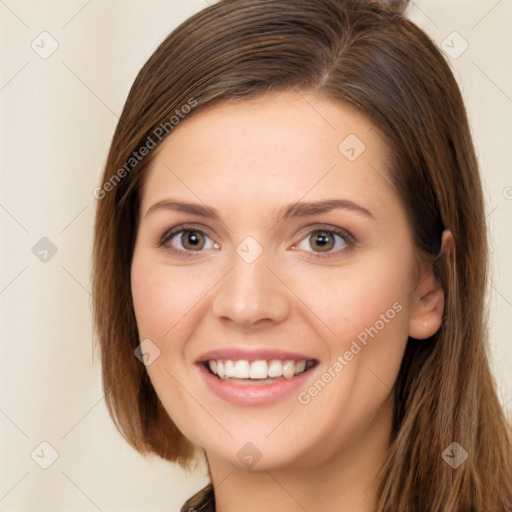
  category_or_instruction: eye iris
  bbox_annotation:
[310,231,334,252]
[181,230,204,250]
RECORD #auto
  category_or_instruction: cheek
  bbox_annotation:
[130,253,212,434]
[287,259,411,448]
[130,254,214,343]
[292,262,410,344]
[287,250,413,400]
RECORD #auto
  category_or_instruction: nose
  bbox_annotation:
[211,248,291,329]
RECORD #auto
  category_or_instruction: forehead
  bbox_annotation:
[140,91,396,217]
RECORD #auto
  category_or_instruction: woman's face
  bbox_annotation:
[130,91,439,472]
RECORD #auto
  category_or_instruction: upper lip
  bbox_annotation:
[196,347,317,363]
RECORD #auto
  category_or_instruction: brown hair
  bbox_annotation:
[91,0,512,510]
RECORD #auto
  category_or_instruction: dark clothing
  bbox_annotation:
[180,484,215,512]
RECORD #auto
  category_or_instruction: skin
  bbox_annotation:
[130,91,446,512]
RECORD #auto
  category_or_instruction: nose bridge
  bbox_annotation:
[211,236,290,327]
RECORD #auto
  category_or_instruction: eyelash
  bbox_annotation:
[159,223,356,260]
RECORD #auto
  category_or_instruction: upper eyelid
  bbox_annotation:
[160,223,216,243]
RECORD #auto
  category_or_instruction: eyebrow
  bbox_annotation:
[144,198,374,221]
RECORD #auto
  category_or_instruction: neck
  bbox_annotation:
[207,395,393,512]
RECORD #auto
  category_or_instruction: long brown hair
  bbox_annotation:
[91,0,512,510]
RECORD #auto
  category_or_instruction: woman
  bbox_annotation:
[91,0,512,510]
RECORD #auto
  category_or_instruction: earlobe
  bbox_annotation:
[408,230,453,340]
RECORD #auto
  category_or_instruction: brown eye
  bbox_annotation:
[180,230,205,251]
[293,226,354,259]
[160,226,218,256]
[309,231,335,252]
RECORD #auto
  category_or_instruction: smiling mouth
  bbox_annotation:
[202,358,317,384]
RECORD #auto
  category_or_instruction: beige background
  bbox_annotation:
[1,1,511,510]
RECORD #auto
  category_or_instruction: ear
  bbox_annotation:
[408,230,453,340]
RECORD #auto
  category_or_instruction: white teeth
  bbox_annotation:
[216,360,225,379]
[234,359,250,378]
[206,358,311,380]
[282,360,295,379]
[224,360,235,378]
[295,360,306,374]
[249,360,268,379]
[268,360,283,378]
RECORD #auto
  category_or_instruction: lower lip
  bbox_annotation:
[197,363,314,406]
